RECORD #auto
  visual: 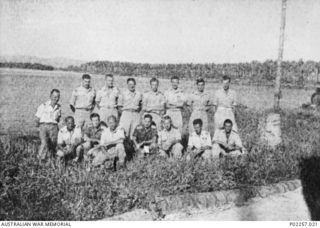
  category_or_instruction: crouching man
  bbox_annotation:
[88,115,126,169]
[158,115,183,159]
[132,114,158,158]
[56,116,83,162]
[187,119,213,160]
[81,113,105,160]
[212,119,244,157]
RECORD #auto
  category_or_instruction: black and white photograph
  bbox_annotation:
[0,0,320,224]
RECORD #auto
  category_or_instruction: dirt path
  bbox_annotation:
[165,187,310,221]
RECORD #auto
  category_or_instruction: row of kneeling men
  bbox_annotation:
[49,112,244,168]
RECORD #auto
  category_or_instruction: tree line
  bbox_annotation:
[0,62,54,71]
[63,59,320,86]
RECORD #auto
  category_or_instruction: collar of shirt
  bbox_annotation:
[79,86,93,93]
[150,90,161,95]
[44,100,60,111]
[102,86,115,91]
[170,88,183,94]
[61,126,75,134]
[126,89,137,96]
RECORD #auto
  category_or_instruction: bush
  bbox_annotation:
[1,108,319,220]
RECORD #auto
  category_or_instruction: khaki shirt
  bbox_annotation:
[35,100,61,124]
[188,130,212,149]
[118,89,142,111]
[142,90,166,113]
[213,89,237,109]
[164,88,186,111]
[212,129,243,148]
[96,86,120,109]
[188,90,212,111]
[100,127,125,145]
[83,124,104,141]
[57,126,82,146]
[70,86,96,110]
[158,127,181,146]
[132,124,158,144]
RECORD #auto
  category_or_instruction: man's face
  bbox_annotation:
[171,79,179,90]
[127,81,135,92]
[108,118,117,131]
[163,119,172,131]
[224,123,233,133]
[143,117,152,128]
[91,117,100,128]
[66,118,75,131]
[150,81,158,92]
[83,78,91,89]
[197,82,205,92]
[193,123,202,135]
[50,92,60,105]
[106,76,114,88]
[223,79,230,90]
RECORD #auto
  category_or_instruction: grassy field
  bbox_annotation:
[0,68,316,135]
[1,67,320,220]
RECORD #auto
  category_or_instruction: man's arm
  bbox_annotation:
[70,90,77,113]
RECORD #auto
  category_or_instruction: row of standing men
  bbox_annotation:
[35,74,244,167]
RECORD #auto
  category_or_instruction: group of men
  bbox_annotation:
[35,73,245,168]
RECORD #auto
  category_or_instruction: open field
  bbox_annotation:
[0,68,316,135]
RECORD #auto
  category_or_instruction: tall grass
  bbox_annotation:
[1,107,319,220]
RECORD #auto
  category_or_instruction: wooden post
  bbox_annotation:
[274,0,287,111]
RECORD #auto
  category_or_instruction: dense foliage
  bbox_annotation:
[64,59,320,86]
[0,108,319,220]
[0,62,54,71]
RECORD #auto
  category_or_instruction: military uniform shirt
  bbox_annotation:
[212,129,243,148]
[164,89,186,111]
[188,91,212,111]
[118,89,142,111]
[35,100,61,124]
[132,124,158,144]
[213,89,237,108]
[96,86,120,108]
[70,86,96,110]
[57,126,82,146]
[100,127,125,145]
[83,124,104,141]
[188,130,212,149]
[158,127,181,145]
[142,91,166,113]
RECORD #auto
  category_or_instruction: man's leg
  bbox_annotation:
[212,143,223,158]
[116,143,126,166]
[150,113,162,131]
[130,112,141,139]
[159,149,169,157]
[48,124,59,159]
[38,124,49,161]
[202,149,215,161]
[119,111,132,138]
[171,143,183,159]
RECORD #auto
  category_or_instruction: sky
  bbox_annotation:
[0,0,319,64]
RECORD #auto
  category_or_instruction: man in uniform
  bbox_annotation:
[96,74,120,123]
[88,115,126,169]
[70,74,96,128]
[158,115,183,159]
[118,78,142,139]
[164,76,186,133]
[132,114,158,158]
[81,113,105,160]
[187,119,213,160]
[187,78,212,133]
[212,119,244,157]
[213,75,238,132]
[35,89,61,162]
[56,116,83,162]
[142,77,166,131]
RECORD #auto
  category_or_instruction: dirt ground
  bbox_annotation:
[164,187,310,221]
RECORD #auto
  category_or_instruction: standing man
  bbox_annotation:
[213,75,238,132]
[88,115,126,169]
[212,119,244,157]
[132,114,158,158]
[35,89,61,162]
[187,119,213,160]
[81,113,105,159]
[164,76,186,133]
[70,74,96,129]
[118,78,143,139]
[158,115,183,159]
[142,78,166,130]
[56,116,83,162]
[96,74,120,123]
[187,78,212,133]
